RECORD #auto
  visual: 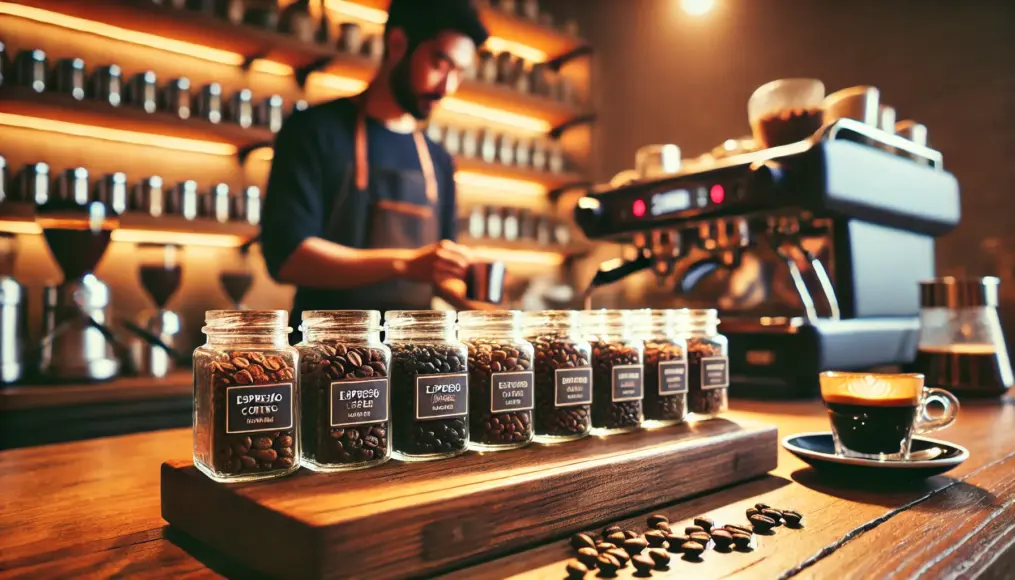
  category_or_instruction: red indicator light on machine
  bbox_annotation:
[632,199,647,217]
[710,184,725,204]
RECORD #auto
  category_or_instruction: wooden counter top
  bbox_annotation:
[2,397,1014,578]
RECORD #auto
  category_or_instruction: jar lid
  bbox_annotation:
[920,277,999,308]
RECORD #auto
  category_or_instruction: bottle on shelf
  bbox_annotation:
[256,95,285,133]
[54,167,90,206]
[51,58,85,100]
[227,88,255,128]
[132,176,165,217]
[94,173,128,215]
[338,22,363,54]
[125,71,158,114]
[160,77,192,120]
[13,49,47,93]
[314,0,332,45]
[89,65,123,107]
[214,0,246,24]
[521,0,539,20]
[17,162,50,205]
[243,0,280,30]
[279,0,315,43]
[196,82,223,124]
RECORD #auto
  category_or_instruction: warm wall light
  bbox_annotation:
[485,37,548,64]
[326,0,387,24]
[680,0,715,16]
[454,172,546,196]
[470,246,566,266]
[249,60,295,76]
[0,220,42,236]
[112,229,246,248]
[0,2,245,66]
[0,113,238,156]
[440,98,551,133]
[310,73,370,94]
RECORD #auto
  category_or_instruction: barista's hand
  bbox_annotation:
[400,240,471,284]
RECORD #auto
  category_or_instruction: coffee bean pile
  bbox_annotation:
[590,341,643,430]
[208,351,297,475]
[531,335,592,438]
[299,342,390,466]
[643,340,687,423]
[564,506,804,576]
[390,343,469,456]
[466,339,534,447]
[688,337,728,416]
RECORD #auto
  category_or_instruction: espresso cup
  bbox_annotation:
[819,371,959,461]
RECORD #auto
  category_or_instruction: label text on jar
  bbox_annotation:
[331,377,389,427]
[416,373,469,420]
[658,359,688,395]
[490,371,534,413]
[612,365,644,402]
[554,367,593,406]
[701,356,730,390]
[226,383,294,434]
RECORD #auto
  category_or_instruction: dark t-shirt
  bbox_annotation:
[260,97,458,320]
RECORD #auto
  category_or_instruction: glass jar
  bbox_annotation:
[640,309,689,427]
[686,309,729,418]
[582,309,644,435]
[193,310,300,483]
[459,311,535,451]
[524,311,592,443]
[386,311,469,460]
[297,311,391,472]
[914,277,1013,397]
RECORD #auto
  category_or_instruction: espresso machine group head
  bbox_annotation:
[575,118,961,396]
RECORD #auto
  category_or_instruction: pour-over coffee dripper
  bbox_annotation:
[37,200,121,382]
[130,243,184,378]
[218,242,255,309]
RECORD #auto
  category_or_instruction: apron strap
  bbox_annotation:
[354,107,439,204]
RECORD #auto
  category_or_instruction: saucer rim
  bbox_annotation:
[781,431,970,468]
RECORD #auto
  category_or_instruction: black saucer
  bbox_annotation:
[782,432,969,480]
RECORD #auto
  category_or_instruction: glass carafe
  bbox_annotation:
[915,277,1013,397]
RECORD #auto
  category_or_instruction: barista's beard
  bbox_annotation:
[390,56,438,120]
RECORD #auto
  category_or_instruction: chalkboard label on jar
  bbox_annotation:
[226,383,294,434]
[554,367,593,407]
[612,365,644,402]
[658,360,688,395]
[490,371,534,413]
[416,373,469,420]
[701,356,729,390]
[331,378,389,427]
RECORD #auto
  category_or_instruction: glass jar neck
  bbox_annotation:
[385,310,456,341]
[684,309,719,336]
[458,310,523,341]
[522,310,580,338]
[203,310,291,347]
[301,310,382,343]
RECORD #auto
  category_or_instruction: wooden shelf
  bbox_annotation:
[0,371,192,412]
[0,87,277,157]
[453,156,585,191]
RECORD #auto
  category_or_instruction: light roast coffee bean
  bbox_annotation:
[623,537,648,555]
[571,533,596,551]
[647,514,669,527]
[576,547,599,568]
[648,547,670,568]
[603,525,622,537]
[682,541,705,558]
[632,554,654,573]
[693,517,714,532]
[644,530,667,547]
[565,559,589,578]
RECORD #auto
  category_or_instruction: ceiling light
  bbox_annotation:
[680,0,715,16]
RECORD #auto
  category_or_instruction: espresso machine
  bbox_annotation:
[574,98,960,396]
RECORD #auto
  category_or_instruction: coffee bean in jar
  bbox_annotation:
[386,311,470,460]
[582,310,644,434]
[460,311,534,451]
[297,311,391,472]
[523,311,592,443]
[193,310,300,482]
[638,309,689,427]
[686,309,730,417]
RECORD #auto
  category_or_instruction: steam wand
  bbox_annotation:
[582,250,653,310]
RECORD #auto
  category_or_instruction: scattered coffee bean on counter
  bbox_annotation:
[566,559,589,578]
[685,525,705,535]
[749,514,777,532]
[205,350,297,475]
[624,537,648,555]
[624,530,640,540]
[465,339,534,448]
[590,340,644,431]
[653,521,671,532]
[783,510,804,527]
[648,548,670,568]
[571,533,597,551]
[530,333,593,439]
[726,524,753,536]
[597,553,620,575]
[686,334,729,416]
[690,531,712,545]
[644,530,667,547]
[643,339,688,423]
[711,529,734,549]
[299,342,390,468]
[632,554,655,573]
[732,532,753,549]
[693,517,714,532]
[389,343,469,457]
[606,548,630,567]
[603,525,623,537]
[606,531,627,546]
[665,533,689,552]
[681,541,705,558]
[647,514,669,528]
[762,508,784,526]
[596,542,616,553]
[576,547,599,568]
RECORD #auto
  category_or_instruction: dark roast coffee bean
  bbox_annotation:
[624,530,640,540]
[467,338,534,447]
[590,340,643,430]
[711,529,733,548]
[623,537,648,555]
[576,547,599,568]
[762,509,784,526]
[596,554,620,575]
[681,541,705,558]
[725,524,752,535]
[644,530,666,547]
[571,533,596,551]
[390,343,468,456]
[606,532,626,546]
[689,532,712,545]
[530,334,592,438]
[603,525,622,537]
[299,342,389,467]
[782,510,804,527]
[647,514,669,528]
[732,532,753,549]
[746,507,759,518]
[565,559,588,578]
[205,350,297,475]
[665,533,689,552]
[644,340,687,422]
[685,525,705,535]
[687,336,727,415]
[647,547,670,567]
[605,548,629,567]
[653,521,672,532]
[755,503,770,510]
[632,554,654,573]
[596,542,616,553]
[749,514,776,531]
[693,517,714,532]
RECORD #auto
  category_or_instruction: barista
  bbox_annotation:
[261,0,491,321]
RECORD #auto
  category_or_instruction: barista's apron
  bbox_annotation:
[320,103,440,311]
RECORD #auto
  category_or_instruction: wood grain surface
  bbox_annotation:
[161,418,777,579]
[2,398,1015,579]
